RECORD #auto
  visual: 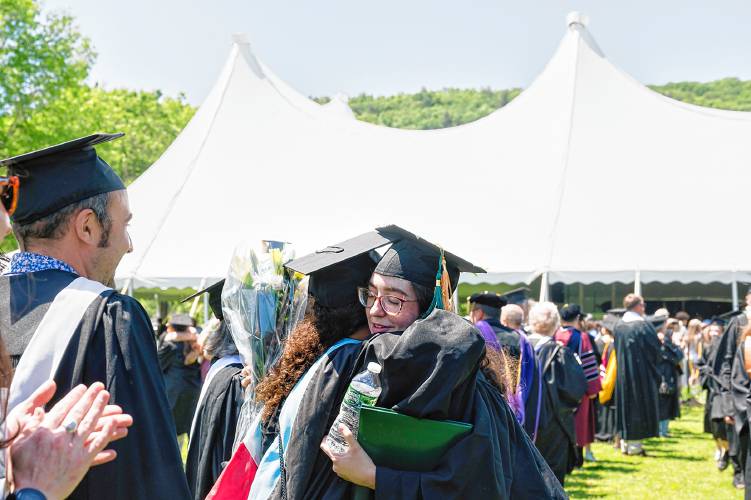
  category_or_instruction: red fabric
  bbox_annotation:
[206,442,257,500]
[555,327,601,447]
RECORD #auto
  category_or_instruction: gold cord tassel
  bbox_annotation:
[440,252,453,311]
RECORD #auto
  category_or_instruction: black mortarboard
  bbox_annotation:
[606,308,627,317]
[372,226,484,293]
[560,303,584,322]
[500,287,530,305]
[469,292,507,310]
[0,133,126,225]
[285,230,398,308]
[181,280,225,320]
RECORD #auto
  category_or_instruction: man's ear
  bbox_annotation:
[73,208,100,246]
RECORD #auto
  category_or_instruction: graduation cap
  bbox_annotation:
[469,292,507,310]
[372,226,484,318]
[499,287,530,305]
[285,229,398,308]
[0,133,125,225]
[373,226,484,293]
[181,280,225,320]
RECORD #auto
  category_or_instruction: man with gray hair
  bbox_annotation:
[614,293,662,456]
[526,302,587,485]
[502,304,525,332]
[0,134,190,499]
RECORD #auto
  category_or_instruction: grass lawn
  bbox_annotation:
[565,404,743,499]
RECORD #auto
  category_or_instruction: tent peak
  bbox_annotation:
[566,11,589,29]
[232,33,250,45]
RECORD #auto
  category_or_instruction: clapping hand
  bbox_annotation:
[7,381,133,500]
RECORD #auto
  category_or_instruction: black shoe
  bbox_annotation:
[718,452,729,471]
[733,473,744,489]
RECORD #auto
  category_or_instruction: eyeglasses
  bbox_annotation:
[0,176,19,216]
[357,286,418,316]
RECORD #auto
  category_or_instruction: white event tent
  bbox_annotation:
[117,13,751,302]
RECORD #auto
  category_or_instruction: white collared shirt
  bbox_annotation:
[622,310,644,323]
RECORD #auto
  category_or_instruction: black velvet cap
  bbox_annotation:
[286,229,398,308]
[373,226,485,293]
[181,280,225,320]
[0,133,126,225]
[499,287,530,305]
[469,292,507,309]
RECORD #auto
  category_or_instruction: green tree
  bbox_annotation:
[0,0,95,152]
[16,86,195,183]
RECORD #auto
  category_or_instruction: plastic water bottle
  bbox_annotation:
[326,362,382,454]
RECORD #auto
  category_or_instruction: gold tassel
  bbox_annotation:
[440,252,453,311]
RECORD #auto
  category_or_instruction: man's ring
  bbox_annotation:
[63,419,77,433]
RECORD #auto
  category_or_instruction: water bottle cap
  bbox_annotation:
[367,362,382,374]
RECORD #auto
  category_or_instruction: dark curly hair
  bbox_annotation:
[256,297,367,422]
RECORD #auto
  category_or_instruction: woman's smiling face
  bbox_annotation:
[365,273,422,334]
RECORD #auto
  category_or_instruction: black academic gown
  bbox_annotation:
[185,361,244,500]
[485,317,521,359]
[355,311,566,500]
[614,318,662,441]
[0,269,190,500]
[698,336,727,438]
[528,337,587,485]
[657,339,683,421]
[266,341,363,500]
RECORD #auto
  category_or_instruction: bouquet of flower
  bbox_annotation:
[220,240,307,455]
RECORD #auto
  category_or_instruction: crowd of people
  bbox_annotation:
[0,132,747,499]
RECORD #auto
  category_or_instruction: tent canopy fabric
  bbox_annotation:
[117,14,751,290]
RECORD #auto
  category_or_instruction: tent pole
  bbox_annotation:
[634,271,642,296]
[539,272,550,302]
[732,277,739,311]
[190,278,207,318]
[204,292,210,324]
[452,288,459,315]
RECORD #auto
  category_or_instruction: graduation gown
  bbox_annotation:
[0,269,190,500]
[529,336,587,484]
[614,318,662,441]
[555,327,601,447]
[185,360,244,500]
[717,313,749,420]
[699,337,727,438]
[262,340,364,500]
[657,339,683,421]
[357,311,566,499]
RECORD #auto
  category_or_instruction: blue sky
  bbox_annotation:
[42,0,751,105]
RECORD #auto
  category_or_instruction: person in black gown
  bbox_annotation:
[321,227,566,499]
[526,301,587,485]
[0,134,189,499]
[184,280,244,500]
[613,294,661,456]
[158,313,202,448]
[718,294,751,490]
[654,314,683,437]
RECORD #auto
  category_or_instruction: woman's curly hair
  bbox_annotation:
[256,297,367,422]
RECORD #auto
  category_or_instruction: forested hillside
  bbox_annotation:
[315,78,751,129]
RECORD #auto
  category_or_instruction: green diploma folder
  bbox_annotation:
[351,406,473,499]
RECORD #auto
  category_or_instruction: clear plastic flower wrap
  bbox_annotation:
[221,240,308,452]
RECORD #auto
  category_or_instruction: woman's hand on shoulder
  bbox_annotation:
[320,424,376,490]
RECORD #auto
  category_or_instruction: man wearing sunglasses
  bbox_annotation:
[0,134,190,500]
